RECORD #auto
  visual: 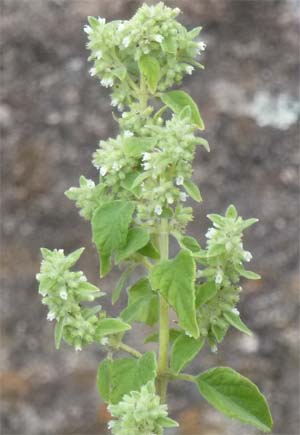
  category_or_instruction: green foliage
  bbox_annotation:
[196,367,273,432]
[37,3,272,434]
[150,250,199,338]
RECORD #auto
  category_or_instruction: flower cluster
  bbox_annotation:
[36,248,104,350]
[107,381,178,435]
[85,2,206,108]
[195,205,258,350]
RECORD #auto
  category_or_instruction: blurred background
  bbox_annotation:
[1,0,299,434]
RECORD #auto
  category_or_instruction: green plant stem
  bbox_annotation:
[118,342,142,358]
[157,218,169,403]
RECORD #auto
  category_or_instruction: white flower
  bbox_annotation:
[86,179,95,188]
[122,36,130,48]
[100,337,109,346]
[111,98,118,107]
[231,307,240,315]
[59,288,68,300]
[174,7,181,14]
[205,228,216,239]
[83,25,92,34]
[176,175,184,186]
[101,77,113,88]
[166,194,174,204]
[124,130,133,137]
[117,22,125,32]
[142,152,151,161]
[211,344,218,353]
[142,162,151,170]
[186,65,194,75]
[112,162,121,171]
[154,205,162,215]
[243,251,253,262]
[97,17,106,25]
[179,192,187,202]
[95,50,103,59]
[215,270,223,284]
[185,331,193,337]
[154,34,164,43]
[198,41,207,51]
[100,166,107,176]
[75,344,82,352]
[47,312,56,321]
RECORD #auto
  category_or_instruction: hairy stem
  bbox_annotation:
[118,342,142,358]
[157,218,169,403]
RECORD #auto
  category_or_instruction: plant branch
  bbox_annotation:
[117,342,143,358]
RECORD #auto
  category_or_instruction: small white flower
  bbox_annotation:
[111,98,118,107]
[198,41,207,51]
[122,36,130,48]
[154,34,164,43]
[75,344,82,352]
[95,50,103,59]
[79,275,87,282]
[97,17,106,25]
[179,192,187,202]
[86,179,95,188]
[100,337,109,346]
[154,205,162,215]
[89,68,97,77]
[100,166,107,176]
[166,194,174,204]
[142,162,151,170]
[83,25,92,34]
[112,162,121,171]
[186,65,194,75]
[101,77,113,88]
[231,307,240,315]
[124,130,133,137]
[211,344,218,353]
[205,228,216,239]
[185,331,193,337]
[215,270,223,284]
[47,312,56,321]
[117,22,125,32]
[176,175,184,186]
[174,7,181,14]
[243,251,253,262]
[196,270,202,278]
[59,288,68,300]
[108,421,114,430]
[142,152,151,161]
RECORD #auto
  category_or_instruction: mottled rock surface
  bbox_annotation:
[1,0,299,434]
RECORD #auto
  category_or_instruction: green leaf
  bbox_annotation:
[207,213,224,227]
[240,218,259,230]
[95,318,131,338]
[188,26,202,39]
[115,228,150,264]
[179,105,192,120]
[112,265,134,305]
[113,65,126,81]
[195,137,210,152]
[102,352,157,404]
[144,328,181,344]
[157,416,179,428]
[195,282,217,307]
[121,278,158,326]
[183,180,203,202]
[160,90,205,130]
[55,317,65,350]
[224,311,252,336]
[99,252,111,278]
[211,324,228,343]
[196,367,273,432]
[97,358,112,402]
[138,240,160,259]
[171,334,205,374]
[92,200,135,261]
[64,247,85,269]
[138,55,160,93]
[178,235,201,253]
[236,264,261,280]
[131,172,149,189]
[150,250,199,338]
[226,204,238,219]
[123,137,157,158]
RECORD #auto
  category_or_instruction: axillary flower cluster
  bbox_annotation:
[37,3,273,435]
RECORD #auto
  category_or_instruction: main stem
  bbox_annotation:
[158,218,169,403]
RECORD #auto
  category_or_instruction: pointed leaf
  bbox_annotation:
[226,204,238,219]
[97,358,112,402]
[196,367,273,432]
[150,250,199,338]
[95,318,131,338]
[179,235,201,253]
[183,180,203,202]
[195,282,217,307]
[223,311,252,336]
[138,55,160,93]
[138,240,160,259]
[160,90,205,130]
[236,264,261,280]
[115,228,150,264]
[55,317,65,350]
[171,334,205,374]
[112,265,134,304]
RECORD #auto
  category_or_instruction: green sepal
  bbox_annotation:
[223,311,252,336]
[95,318,131,338]
[138,55,160,93]
[123,137,157,158]
[55,317,65,350]
[183,180,203,202]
